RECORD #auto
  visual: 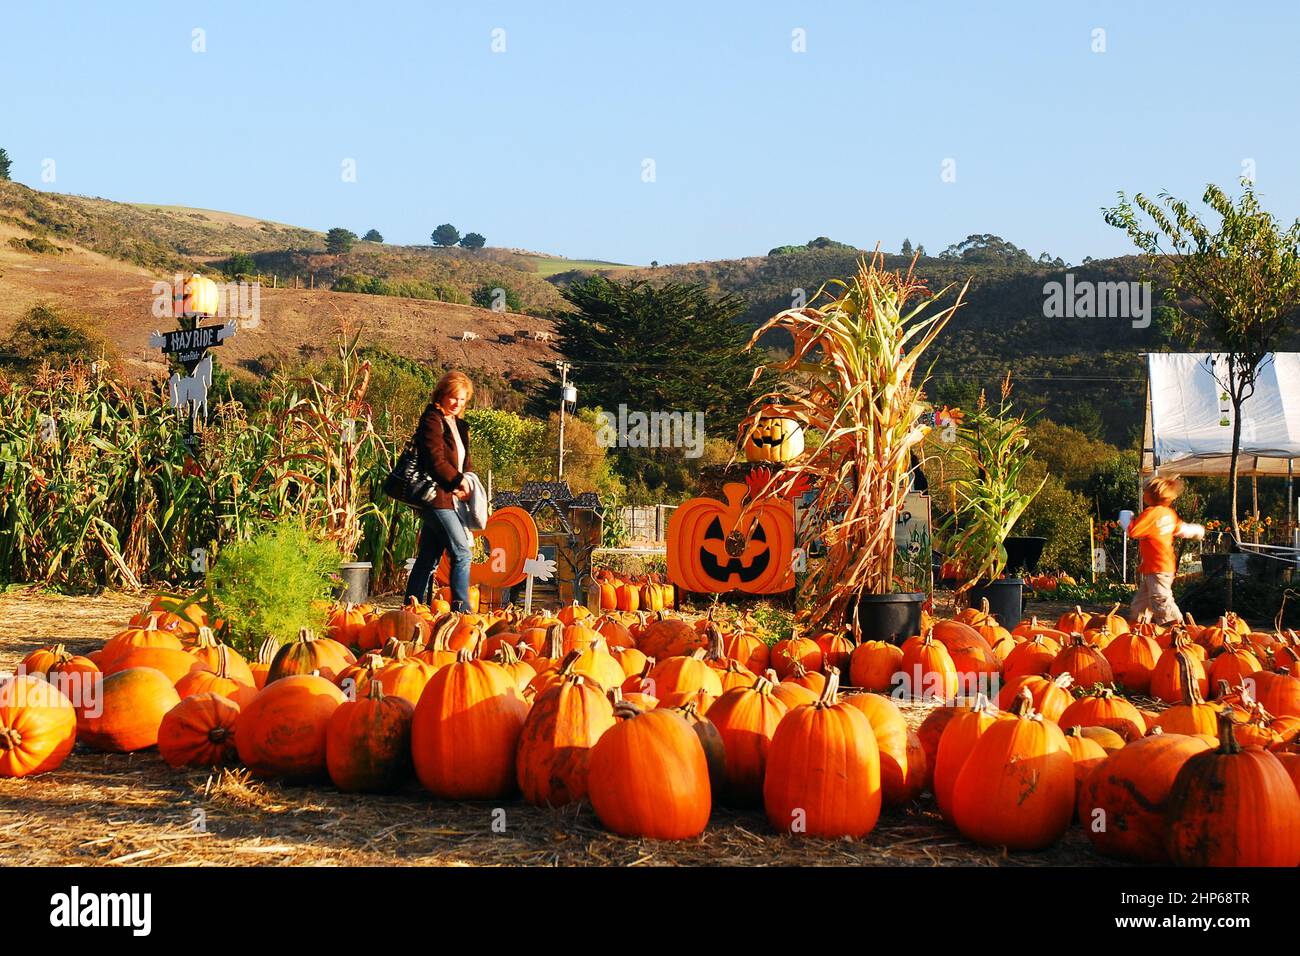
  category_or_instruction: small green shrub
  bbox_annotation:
[8,236,66,255]
[207,519,342,654]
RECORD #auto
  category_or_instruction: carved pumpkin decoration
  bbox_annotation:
[667,483,795,595]
[740,407,805,464]
[436,506,539,592]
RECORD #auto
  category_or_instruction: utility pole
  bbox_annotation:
[557,361,571,480]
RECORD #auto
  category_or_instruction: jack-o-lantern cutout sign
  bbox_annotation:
[668,483,795,594]
[740,407,805,464]
[436,506,539,589]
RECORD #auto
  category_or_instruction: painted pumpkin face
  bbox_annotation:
[180,274,220,317]
[668,483,795,594]
[437,506,539,590]
[743,411,805,463]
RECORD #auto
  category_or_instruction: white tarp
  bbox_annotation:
[1143,352,1300,477]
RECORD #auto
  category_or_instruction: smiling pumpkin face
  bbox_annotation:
[667,483,796,594]
[743,410,805,464]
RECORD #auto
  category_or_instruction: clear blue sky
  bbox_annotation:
[3,1,1297,266]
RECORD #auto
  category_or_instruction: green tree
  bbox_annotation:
[901,238,913,257]
[223,251,256,278]
[471,283,522,313]
[0,147,11,181]
[326,227,357,254]
[459,232,486,250]
[362,229,383,243]
[431,224,460,247]
[547,277,761,437]
[1104,178,1300,538]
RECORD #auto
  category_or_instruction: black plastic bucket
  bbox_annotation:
[848,591,925,646]
[965,578,1024,627]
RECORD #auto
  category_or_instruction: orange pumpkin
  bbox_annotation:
[0,675,77,777]
[763,669,881,838]
[411,653,528,799]
[235,674,346,781]
[325,682,414,793]
[78,667,181,752]
[157,692,241,768]
[516,670,616,806]
[706,674,788,805]
[588,702,711,839]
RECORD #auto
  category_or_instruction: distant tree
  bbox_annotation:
[940,234,1033,264]
[223,251,257,278]
[326,227,358,254]
[1082,255,1094,265]
[471,283,523,313]
[916,244,927,257]
[431,224,460,247]
[459,232,486,250]
[1105,177,1300,539]
[362,229,383,243]
[901,238,913,257]
[0,147,11,181]
[650,260,659,268]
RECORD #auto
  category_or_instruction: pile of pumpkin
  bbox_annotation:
[590,570,674,613]
[2,596,1299,865]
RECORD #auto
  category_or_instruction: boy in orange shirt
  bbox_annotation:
[1128,476,1203,623]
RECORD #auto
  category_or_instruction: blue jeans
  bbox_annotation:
[405,507,473,612]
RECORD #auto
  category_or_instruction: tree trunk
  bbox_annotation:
[1229,377,1244,543]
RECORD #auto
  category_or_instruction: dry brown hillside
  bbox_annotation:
[0,212,560,383]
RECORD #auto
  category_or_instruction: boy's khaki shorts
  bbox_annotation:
[1129,571,1181,625]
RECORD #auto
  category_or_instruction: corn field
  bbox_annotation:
[0,337,420,592]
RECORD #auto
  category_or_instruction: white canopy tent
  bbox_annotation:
[1142,352,1300,552]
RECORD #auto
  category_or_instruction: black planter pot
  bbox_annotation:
[848,591,925,646]
[966,578,1024,626]
[1003,537,1047,576]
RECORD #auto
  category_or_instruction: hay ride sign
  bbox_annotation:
[667,481,796,595]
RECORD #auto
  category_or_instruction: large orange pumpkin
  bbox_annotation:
[705,674,788,805]
[325,682,414,793]
[516,671,615,806]
[267,628,356,684]
[950,689,1074,850]
[667,483,795,594]
[840,692,925,805]
[763,669,881,838]
[588,702,711,839]
[1164,711,1300,866]
[933,693,1000,820]
[77,667,181,752]
[0,674,77,777]
[411,653,528,799]
[848,640,903,692]
[235,674,346,780]
[157,692,241,768]
[1079,732,1213,862]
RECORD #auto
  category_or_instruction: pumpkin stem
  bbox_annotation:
[298,627,317,644]
[455,649,475,664]
[1174,649,1204,706]
[751,673,776,694]
[1009,686,1038,719]
[557,648,583,676]
[0,727,21,750]
[608,686,624,705]
[814,666,841,707]
[367,680,385,701]
[1052,673,1074,690]
[208,726,229,744]
[545,622,565,659]
[704,623,727,663]
[256,636,279,664]
[612,699,643,720]
[1065,725,1083,738]
[1215,710,1242,755]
